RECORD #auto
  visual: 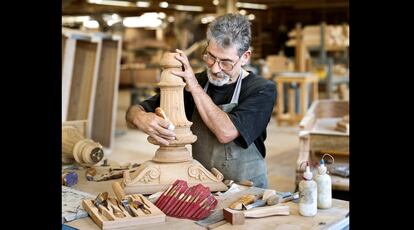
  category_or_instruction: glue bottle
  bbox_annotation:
[299,162,317,217]
[315,155,333,209]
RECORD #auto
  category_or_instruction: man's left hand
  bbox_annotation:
[171,49,200,93]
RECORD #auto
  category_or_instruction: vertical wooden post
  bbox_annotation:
[295,23,307,72]
[312,81,317,103]
[288,87,295,124]
[276,80,284,124]
[300,82,307,119]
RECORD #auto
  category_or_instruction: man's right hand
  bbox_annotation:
[126,105,176,146]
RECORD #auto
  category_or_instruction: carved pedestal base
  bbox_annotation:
[120,159,228,194]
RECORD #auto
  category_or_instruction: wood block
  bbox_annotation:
[223,208,244,225]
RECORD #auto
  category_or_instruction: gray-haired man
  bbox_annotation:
[126,14,277,188]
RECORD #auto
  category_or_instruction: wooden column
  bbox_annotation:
[217,0,237,16]
[118,53,227,194]
[149,53,197,162]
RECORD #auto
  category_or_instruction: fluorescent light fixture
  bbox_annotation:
[62,16,91,24]
[123,15,162,28]
[107,19,122,26]
[167,16,175,22]
[159,2,169,8]
[88,0,135,7]
[248,14,255,20]
[174,4,203,12]
[239,9,246,15]
[83,20,100,29]
[201,15,215,24]
[213,0,219,6]
[236,2,268,10]
[158,12,166,19]
[136,1,150,7]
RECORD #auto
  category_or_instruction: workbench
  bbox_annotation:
[64,169,349,230]
[275,72,319,125]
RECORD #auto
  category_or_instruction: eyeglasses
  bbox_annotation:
[202,48,241,72]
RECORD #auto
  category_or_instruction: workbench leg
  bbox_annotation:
[300,82,307,120]
[312,81,318,103]
[276,81,284,125]
[288,87,295,125]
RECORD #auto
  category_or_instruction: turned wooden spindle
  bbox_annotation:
[148,52,197,163]
[119,52,227,194]
[62,125,104,165]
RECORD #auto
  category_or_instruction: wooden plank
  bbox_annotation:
[62,37,77,122]
[91,38,122,150]
[67,39,102,138]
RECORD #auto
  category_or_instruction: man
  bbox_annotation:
[126,14,276,188]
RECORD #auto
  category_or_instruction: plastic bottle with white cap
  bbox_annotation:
[299,162,317,217]
[315,154,333,209]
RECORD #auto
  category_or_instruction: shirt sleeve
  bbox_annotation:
[228,80,277,148]
[139,93,160,113]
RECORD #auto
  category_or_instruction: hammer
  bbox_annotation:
[223,205,290,225]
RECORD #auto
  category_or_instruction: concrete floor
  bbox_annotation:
[107,89,299,193]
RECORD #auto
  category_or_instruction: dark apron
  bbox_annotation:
[191,73,268,188]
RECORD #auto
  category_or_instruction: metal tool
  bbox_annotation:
[243,199,267,210]
[128,197,151,214]
[121,198,137,217]
[135,194,150,209]
[108,197,126,218]
[93,192,109,214]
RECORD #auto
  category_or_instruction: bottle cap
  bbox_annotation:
[318,159,327,174]
[303,165,313,180]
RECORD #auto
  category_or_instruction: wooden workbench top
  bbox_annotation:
[66,198,348,230]
[64,167,348,229]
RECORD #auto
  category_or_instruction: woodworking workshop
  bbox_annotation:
[62,0,349,229]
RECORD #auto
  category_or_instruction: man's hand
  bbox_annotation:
[171,49,200,93]
[127,106,176,145]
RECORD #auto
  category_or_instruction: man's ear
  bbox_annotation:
[241,50,251,66]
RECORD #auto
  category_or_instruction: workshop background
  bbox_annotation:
[62,0,349,228]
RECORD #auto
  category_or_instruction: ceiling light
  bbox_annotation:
[88,0,135,7]
[62,16,91,24]
[158,12,166,19]
[213,0,219,6]
[123,15,162,28]
[236,2,268,10]
[174,4,203,12]
[167,16,175,22]
[239,9,246,15]
[159,2,169,8]
[83,20,100,29]
[107,19,122,26]
[248,14,255,20]
[136,1,150,7]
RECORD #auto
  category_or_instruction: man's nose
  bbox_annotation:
[210,61,222,73]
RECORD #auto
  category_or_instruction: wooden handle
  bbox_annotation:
[243,205,290,218]
[229,194,256,210]
[112,181,126,201]
[155,107,169,121]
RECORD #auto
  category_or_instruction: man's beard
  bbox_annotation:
[207,69,231,86]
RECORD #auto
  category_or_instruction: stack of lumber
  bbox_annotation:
[286,24,349,50]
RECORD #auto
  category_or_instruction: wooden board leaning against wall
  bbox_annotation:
[62,28,122,154]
